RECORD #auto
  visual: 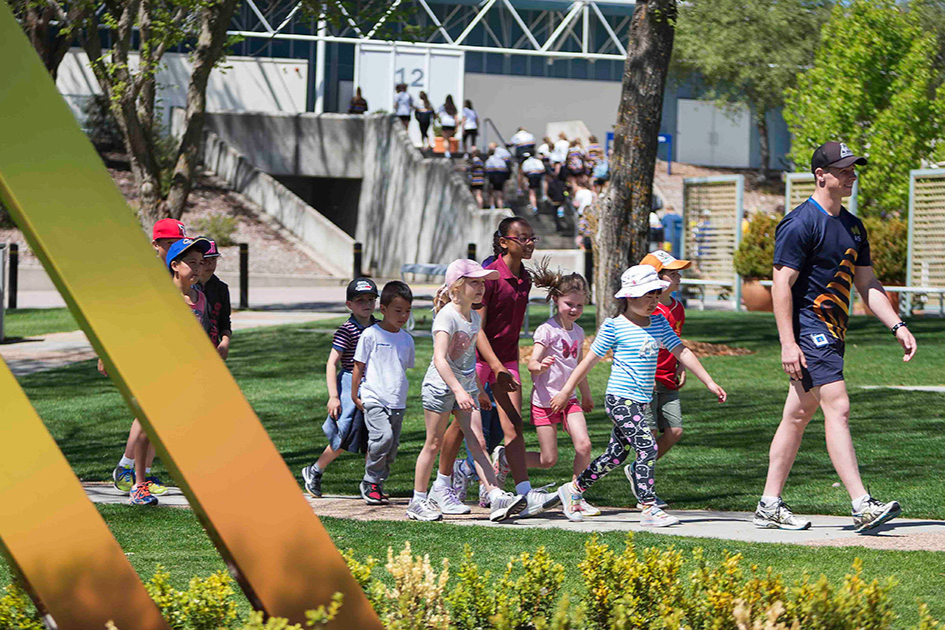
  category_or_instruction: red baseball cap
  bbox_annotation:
[152,218,187,241]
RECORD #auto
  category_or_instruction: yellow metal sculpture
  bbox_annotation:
[0,5,382,628]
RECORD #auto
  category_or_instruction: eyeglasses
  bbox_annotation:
[503,235,540,245]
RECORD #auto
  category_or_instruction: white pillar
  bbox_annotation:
[314,18,327,114]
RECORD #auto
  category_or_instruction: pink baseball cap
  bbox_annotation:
[445,259,499,286]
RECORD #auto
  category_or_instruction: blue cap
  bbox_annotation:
[166,237,212,271]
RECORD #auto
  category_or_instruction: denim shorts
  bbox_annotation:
[322,370,368,453]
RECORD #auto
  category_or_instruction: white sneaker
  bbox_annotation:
[406,498,443,522]
[579,497,601,517]
[636,495,668,510]
[624,464,640,501]
[853,497,901,533]
[557,482,584,522]
[478,483,490,508]
[429,483,470,515]
[492,445,510,490]
[520,486,561,518]
[753,498,812,530]
[640,505,679,527]
[489,491,527,522]
[451,460,471,502]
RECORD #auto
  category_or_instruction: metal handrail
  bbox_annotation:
[481,117,507,148]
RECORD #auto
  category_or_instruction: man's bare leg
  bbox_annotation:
[762,381,818,498]
[818,380,867,500]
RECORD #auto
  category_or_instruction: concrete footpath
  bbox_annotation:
[82,484,945,551]
[1,310,339,376]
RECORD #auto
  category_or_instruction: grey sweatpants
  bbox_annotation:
[363,405,404,484]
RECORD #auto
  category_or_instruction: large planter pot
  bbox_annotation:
[852,288,900,317]
[741,279,773,312]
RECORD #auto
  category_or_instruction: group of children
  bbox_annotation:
[110,218,232,506]
[302,216,727,526]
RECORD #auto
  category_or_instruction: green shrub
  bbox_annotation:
[82,95,124,152]
[734,212,781,280]
[0,582,44,630]
[861,216,907,285]
[191,214,239,248]
[0,198,14,229]
[4,539,942,630]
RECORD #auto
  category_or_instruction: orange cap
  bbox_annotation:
[639,250,691,272]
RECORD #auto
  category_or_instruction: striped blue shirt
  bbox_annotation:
[590,315,682,403]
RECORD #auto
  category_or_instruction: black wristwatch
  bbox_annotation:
[891,322,908,335]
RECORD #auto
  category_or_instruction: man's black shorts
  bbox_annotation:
[795,332,845,392]
[526,173,543,190]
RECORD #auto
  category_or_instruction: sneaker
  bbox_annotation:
[406,498,443,522]
[451,460,471,502]
[489,491,527,522]
[113,465,135,494]
[492,445,510,490]
[377,482,391,505]
[640,505,680,527]
[129,482,158,506]
[360,481,385,506]
[479,483,490,508]
[624,464,639,501]
[430,483,470,515]
[520,486,561,518]
[753,498,812,530]
[557,482,584,522]
[635,495,668,510]
[579,497,601,517]
[853,497,901,533]
[145,476,168,496]
[301,465,323,498]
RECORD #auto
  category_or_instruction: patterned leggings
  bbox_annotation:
[575,395,657,504]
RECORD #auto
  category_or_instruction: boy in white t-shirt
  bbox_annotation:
[352,281,415,505]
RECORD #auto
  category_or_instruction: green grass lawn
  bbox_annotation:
[8,308,945,624]
[0,506,941,626]
[2,307,78,338]
[18,308,945,518]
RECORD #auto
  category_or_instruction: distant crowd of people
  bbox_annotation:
[467,129,611,245]
[348,84,480,158]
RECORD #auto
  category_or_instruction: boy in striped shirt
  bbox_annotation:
[302,278,378,497]
[550,265,727,527]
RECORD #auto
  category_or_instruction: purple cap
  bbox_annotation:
[445,259,500,286]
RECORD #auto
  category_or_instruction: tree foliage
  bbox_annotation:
[784,0,945,216]
[673,0,828,176]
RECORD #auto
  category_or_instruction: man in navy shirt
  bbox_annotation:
[754,141,917,534]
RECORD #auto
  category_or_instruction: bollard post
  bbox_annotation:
[239,243,249,310]
[583,238,594,304]
[9,243,17,309]
[467,243,476,261]
[353,242,363,278]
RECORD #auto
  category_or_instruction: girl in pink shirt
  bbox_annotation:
[527,266,597,516]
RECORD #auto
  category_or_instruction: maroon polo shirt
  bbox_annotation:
[477,256,531,364]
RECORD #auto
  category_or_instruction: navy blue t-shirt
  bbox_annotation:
[772,198,870,344]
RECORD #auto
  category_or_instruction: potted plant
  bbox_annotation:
[734,211,781,311]
[853,216,907,315]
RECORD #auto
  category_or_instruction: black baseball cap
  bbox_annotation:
[346,277,378,301]
[811,141,867,174]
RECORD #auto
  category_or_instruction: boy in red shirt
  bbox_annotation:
[624,250,691,508]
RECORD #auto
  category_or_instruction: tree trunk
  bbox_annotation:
[166,0,240,219]
[80,0,166,223]
[755,109,771,183]
[18,1,87,80]
[594,0,676,328]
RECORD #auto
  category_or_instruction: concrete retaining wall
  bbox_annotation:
[202,112,364,179]
[357,115,510,277]
[199,112,510,279]
[201,131,354,278]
